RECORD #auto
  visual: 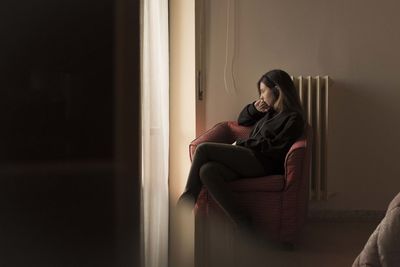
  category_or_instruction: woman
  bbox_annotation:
[177,69,306,229]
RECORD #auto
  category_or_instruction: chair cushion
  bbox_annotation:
[227,175,285,192]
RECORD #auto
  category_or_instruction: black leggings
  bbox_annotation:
[182,142,267,225]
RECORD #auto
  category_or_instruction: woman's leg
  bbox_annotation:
[178,142,268,225]
[199,161,253,226]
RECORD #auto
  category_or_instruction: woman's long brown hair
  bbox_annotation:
[257,69,305,124]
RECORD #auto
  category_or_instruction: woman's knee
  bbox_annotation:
[199,162,223,183]
[194,143,216,161]
[195,142,212,154]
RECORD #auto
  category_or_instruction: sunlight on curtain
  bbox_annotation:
[141,0,169,267]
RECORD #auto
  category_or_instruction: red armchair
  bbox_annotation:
[191,121,312,247]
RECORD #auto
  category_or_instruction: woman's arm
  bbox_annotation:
[236,112,304,154]
[237,101,265,126]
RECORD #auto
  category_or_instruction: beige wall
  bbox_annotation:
[169,1,196,267]
[201,0,400,210]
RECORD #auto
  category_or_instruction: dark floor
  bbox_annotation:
[201,219,378,267]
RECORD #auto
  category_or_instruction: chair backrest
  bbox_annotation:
[227,121,253,140]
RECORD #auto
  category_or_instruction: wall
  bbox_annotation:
[202,0,400,211]
[169,0,196,267]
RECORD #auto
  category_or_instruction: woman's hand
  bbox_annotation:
[254,99,270,113]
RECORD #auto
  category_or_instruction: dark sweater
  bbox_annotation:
[236,102,305,174]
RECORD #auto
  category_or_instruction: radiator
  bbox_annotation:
[291,76,330,201]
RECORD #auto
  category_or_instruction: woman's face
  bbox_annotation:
[259,82,277,107]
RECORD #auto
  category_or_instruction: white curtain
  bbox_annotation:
[141,0,169,267]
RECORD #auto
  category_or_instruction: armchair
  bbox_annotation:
[191,121,312,247]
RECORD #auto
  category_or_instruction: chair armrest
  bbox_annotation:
[284,144,306,190]
[189,121,234,161]
[284,125,312,190]
[189,121,253,161]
